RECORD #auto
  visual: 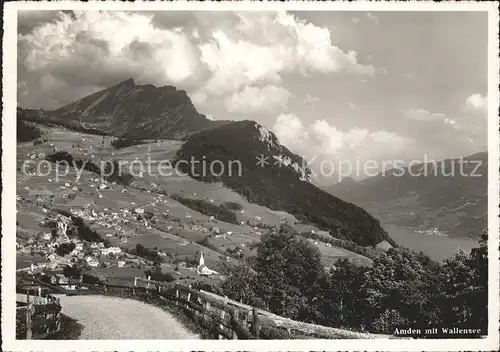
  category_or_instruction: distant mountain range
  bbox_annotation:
[326,152,488,238]
[18,79,228,139]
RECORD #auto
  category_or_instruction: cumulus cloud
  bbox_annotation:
[272,114,414,160]
[225,85,291,113]
[404,108,462,130]
[18,10,378,110]
[463,93,488,114]
[404,108,447,121]
[272,113,309,147]
[304,93,320,105]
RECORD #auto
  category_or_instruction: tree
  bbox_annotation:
[435,231,488,330]
[63,264,81,279]
[220,225,326,321]
[55,242,76,256]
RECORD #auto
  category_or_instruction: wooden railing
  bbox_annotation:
[16,287,62,339]
[17,276,390,340]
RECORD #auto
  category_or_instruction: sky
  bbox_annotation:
[17,10,489,182]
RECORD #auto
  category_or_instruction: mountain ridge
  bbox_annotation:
[173,120,395,247]
[18,78,229,139]
[326,152,488,238]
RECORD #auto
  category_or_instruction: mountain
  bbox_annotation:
[17,79,228,139]
[326,152,488,238]
[173,120,395,247]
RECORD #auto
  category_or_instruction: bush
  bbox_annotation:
[63,264,81,279]
[144,268,175,283]
[70,216,105,243]
[221,201,243,211]
[82,273,103,285]
[55,242,76,256]
[134,244,162,263]
[111,137,145,149]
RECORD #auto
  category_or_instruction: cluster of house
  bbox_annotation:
[16,213,149,276]
[68,203,162,241]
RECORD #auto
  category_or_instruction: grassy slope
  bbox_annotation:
[16,126,373,276]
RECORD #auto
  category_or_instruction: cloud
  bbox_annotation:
[443,118,459,128]
[18,10,378,109]
[348,102,359,109]
[463,93,488,114]
[304,93,320,105]
[17,10,68,35]
[403,108,463,130]
[351,17,360,24]
[224,85,291,113]
[273,113,309,147]
[404,108,447,121]
[18,11,205,108]
[272,114,414,160]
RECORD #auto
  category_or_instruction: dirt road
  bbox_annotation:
[58,295,199,339]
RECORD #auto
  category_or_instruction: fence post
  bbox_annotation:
[232,309,239,339]
[240,309,248,331]
[133,277,137,295]
[26,290,33,339]
[252,307,261,338]
[186,285,192,309]
[38,286,42,297]
[104,278,108,293]
[175,286,179,306]
[146,276,151,289]
[204,301,211,324]
[218,309,226,339]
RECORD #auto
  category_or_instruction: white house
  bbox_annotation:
[88,259,99,267]
[101,247,121,255]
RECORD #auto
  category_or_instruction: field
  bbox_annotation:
[16,125,373,280]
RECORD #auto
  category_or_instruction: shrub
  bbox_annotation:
[134,244,162,263]
[55,242,76,256]
[221,201,243,211]
[111,137,145,149]
[144,269,175,283]
[63,264,81,279]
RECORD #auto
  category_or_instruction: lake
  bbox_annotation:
[384,224,480,262]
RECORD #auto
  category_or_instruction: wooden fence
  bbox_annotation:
[17,276,389,340]
[16,287,62,339]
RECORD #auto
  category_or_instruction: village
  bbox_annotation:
[16,128,338,292]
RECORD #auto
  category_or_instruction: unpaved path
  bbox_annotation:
[58,295,199,339]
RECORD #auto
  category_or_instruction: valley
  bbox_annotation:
[327,153,488,242]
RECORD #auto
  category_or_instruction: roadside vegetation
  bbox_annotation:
[200,225,487,335]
